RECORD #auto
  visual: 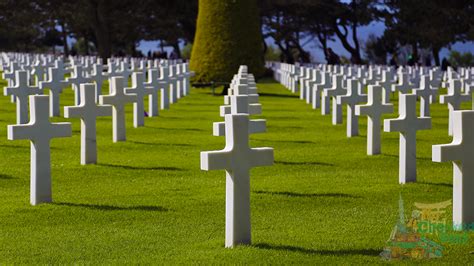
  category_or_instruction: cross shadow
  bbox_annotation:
[253,190,362,199]
[417,181,452,188]
[0,144,29,150]
[128,141,194,147]
[259,93,299,98]
[274,160,334,166]
[98,163,183,171]
[253,243,380,256]
[54,202,169,212]
[146,126,205,132]
[382,153,432,161]
[252,139,315,144]
[0,174,15,179]
[267,125,304,130]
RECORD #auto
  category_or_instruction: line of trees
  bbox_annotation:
[0,0,472,65]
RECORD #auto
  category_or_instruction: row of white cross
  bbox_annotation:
[269,62,474,231]
[200,66,274,248]
[3,53,194,206]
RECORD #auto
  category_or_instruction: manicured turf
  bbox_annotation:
[0,76,472,264]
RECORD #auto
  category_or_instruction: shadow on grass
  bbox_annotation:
[146,126,205,132]
[417,181,452,188]
[54,202,169,212]
[98,163,183,171]
[382,153,432,161]
[0,144,29,150]
[259,93,299,98]
[252,139,315,144]
[254,243,380,256]
[128,141,194,147]
[275,160,334,166]
[0,174,15,179]
[253,190,361,199]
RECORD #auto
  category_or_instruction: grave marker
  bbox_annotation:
[384,94,431,183]
[64,84,112,164]
[356,85,394,155]
[7,95,72,205]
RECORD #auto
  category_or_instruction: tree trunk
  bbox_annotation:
[88,0,112,61]
[412,42,418,63]
[172,41,181,58]
[61,22,69,57]
[333,23,362,64]
[432,46,441,66]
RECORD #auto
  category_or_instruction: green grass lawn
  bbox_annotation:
[0,75,472,264]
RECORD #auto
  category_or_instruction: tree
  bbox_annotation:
[190,0,264,82]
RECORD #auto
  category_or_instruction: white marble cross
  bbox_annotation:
[99,77,137,142]
[433,110,474,230]
[119,61,132,87]
[220,84,262,116]
[337,79,367,137]
[312,72,332,109]
[323,75,346,124]
[377,70,394,104]
[88,64,108,102]
[214,95,266,136]
[355,85,394,155]
[144,69,162,116]
[414,75,438,117]
[169,65,179,104]
[305,69,320,104]
[201,113,273,248]
[392,72,412,94]
[384,93,431,183]
[440,79,471,136]
[64,84,112,164]
[7,95,72,205]
[67,65,91,105]
[31,62,47,86]
[125,72,155,128]
[39,66,69,117]
[181,63,194,96]
[4,70,41,124]
[160,66,171,110]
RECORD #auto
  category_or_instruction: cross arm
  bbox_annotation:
[248,147,274,168]
[50,123,72,138]
[7,124,34,140]
[432,143,461,163]
[213,119,266,136]
[63,106,83,118]
[383,118,405,133]
[201,150,232,171]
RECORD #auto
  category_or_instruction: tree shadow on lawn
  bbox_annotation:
[253,191,362,199]
[98,163,183,171]
[274,160,334,167]
[258,93,299,99]
[128,141,194,147]
[254,243,380,256]
[54,202,169,212]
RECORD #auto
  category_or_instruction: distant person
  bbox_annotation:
[390,55,398,67]
[441,58,451,71]
[327,48,340,65]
